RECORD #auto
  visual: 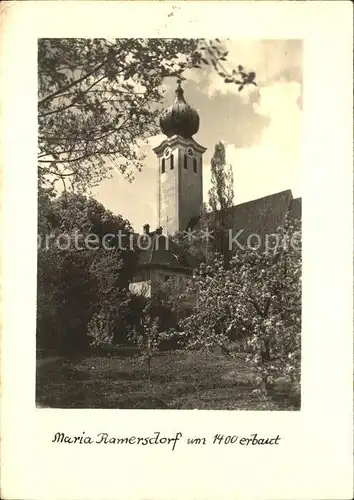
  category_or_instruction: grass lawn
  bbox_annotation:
[36,350,299,410]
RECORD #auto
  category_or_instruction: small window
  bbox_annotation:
[143,269,151,281]
[193,158,197,173]
[184,154,188,169]
[161,158,165,173]
[170,154,174,170]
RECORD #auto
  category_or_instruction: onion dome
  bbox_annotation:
[160,81,200,139]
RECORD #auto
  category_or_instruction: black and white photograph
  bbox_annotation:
[2,2,353,500]
[37,37,302,410]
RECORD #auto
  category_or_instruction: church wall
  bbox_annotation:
[159,150,179,235]
[178,148,203,232]
[128,280,151,297]
[128,268,190,299]
[152,268,189,280]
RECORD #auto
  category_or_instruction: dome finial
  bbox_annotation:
[160,79,200,138]
[175,78,185,102]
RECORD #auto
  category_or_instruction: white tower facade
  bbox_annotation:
[153,82,207,236]
[153,136,206,235]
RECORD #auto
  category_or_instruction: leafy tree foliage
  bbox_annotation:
[170,229,205,262]
[170,203,213,263]
[208,141,234,213]
[127,305,166,380]
[150,274,195,348]
[87,249,136,347]
[207,141,234,262]
[151,274,193,316]
[37,189,192,355]
[127,274,195,378]
[38,38,255,191]
[172,143,235,263]
[179,216,301,397]
[37,188,136,353]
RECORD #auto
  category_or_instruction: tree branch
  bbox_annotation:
[215,338,233,357]
[41,168,76,177]
[248,296,264,317]
[38,153,90,164]
[263,296,272,317]
[38,38,135,107]
[39,75,107,117]
[38,61,106,106]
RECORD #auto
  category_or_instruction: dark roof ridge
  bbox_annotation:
[229,189,294,211]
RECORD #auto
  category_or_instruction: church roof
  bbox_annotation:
[289,196,302,219]
[190,189,301,248]
[136,231,199,272]
[136,190,301,272]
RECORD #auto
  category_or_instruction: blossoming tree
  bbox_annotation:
[179,216,301,397]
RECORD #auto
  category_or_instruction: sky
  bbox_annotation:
[93,39,303,233]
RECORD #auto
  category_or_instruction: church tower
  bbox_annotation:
[153,81,207,236]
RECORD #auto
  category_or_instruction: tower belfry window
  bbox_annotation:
[161,158,165,173]
[170,154,174,170]
[193,158,197,173]
[184,154,188,169]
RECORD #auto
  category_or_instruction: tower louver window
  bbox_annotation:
[193,158,197,173]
